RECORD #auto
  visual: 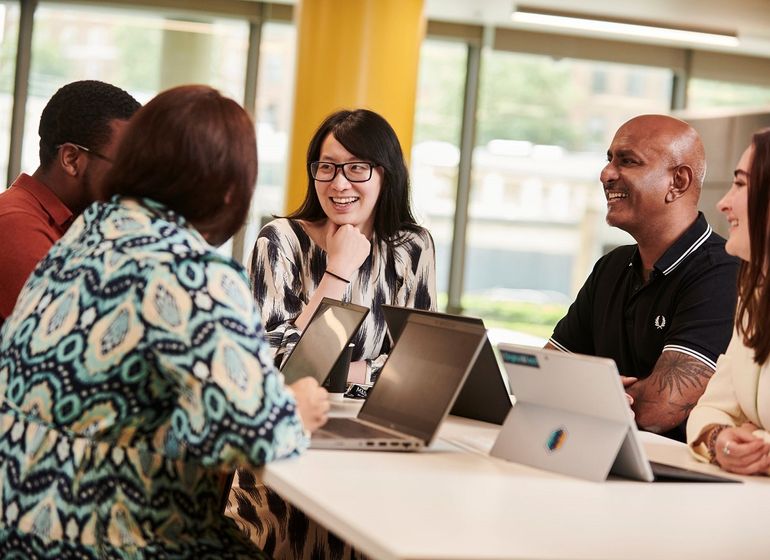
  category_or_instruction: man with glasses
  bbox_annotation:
[547,114,739,442]
[0,80,139,327]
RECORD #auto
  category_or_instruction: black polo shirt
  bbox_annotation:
[549,212,739,441]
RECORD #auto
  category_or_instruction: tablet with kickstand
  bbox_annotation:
[491,344,740,483]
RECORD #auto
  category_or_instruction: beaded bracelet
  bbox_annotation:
[324,269,350,284]
[706,424,731,464]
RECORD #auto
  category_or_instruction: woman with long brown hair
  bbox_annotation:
[688,128,770,475]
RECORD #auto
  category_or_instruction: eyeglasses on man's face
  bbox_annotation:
[309,161,375,183]
[55,142,114,164]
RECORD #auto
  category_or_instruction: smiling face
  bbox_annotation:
[717,144,753,262]
[600,119,677,237]
[314,133,382,237]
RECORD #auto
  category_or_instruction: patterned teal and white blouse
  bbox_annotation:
[0,197,308,559]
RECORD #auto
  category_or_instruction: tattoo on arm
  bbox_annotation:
[652,351,712,396]
[627,351,713,433]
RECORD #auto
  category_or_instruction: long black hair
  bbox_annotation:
[288,109,420,245]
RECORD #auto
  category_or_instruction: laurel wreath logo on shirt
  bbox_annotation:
[654,315,666,330]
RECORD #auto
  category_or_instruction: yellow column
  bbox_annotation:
[284,0,425,213]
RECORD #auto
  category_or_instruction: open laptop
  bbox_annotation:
[311,314,487,450]
[491,344,739,483]
[280,298,369,384]
[382,305,512,425]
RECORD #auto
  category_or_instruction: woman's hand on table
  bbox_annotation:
[715,423,770,475]
[290,377,330,432]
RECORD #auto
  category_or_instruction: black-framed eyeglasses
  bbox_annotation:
[309,161,375,183]
[54,142,114,164]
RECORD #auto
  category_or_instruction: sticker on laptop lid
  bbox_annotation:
[500,349,539,368]
[545,427,567,453]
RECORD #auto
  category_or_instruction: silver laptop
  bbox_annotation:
[280,298,368,384]
[311,314,487,451]
[491,344,739,483]
[382,305,512,425]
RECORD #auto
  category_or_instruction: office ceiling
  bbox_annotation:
[424,0,770,57]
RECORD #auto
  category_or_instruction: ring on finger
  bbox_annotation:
[723,441,732,456]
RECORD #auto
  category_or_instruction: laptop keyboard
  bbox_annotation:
[315,417,403,440]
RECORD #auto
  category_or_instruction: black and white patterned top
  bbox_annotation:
[249,218,437,381]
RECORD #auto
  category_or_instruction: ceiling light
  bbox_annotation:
[511,8,739,48]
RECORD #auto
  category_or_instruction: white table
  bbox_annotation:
[260,403,770,560]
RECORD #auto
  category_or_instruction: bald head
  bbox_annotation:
[615,114,706,196]
[601,114,707,245]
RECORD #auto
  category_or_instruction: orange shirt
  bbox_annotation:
[0,174,73,327]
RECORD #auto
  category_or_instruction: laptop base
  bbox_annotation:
[311,418,423,451]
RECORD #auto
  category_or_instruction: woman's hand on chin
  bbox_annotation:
[325,222,370,280]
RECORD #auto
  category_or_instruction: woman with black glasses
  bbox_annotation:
[250,108,436,386]
[231,109,436,559]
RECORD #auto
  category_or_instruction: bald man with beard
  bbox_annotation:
[548,115,739,442]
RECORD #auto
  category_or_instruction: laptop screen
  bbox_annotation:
[381,304,483,343]
[382,305,512,424]
[280,299,368,384]
[359,314,486,443]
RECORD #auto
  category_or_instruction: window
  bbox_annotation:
[22,3,250,174]
[16,3,251,257]
[626,71,645,97]
[465,52,673,341]
[687,78,770,109]
[410,38,468,306]
[591,70,607,94]
[241,21,296,264]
